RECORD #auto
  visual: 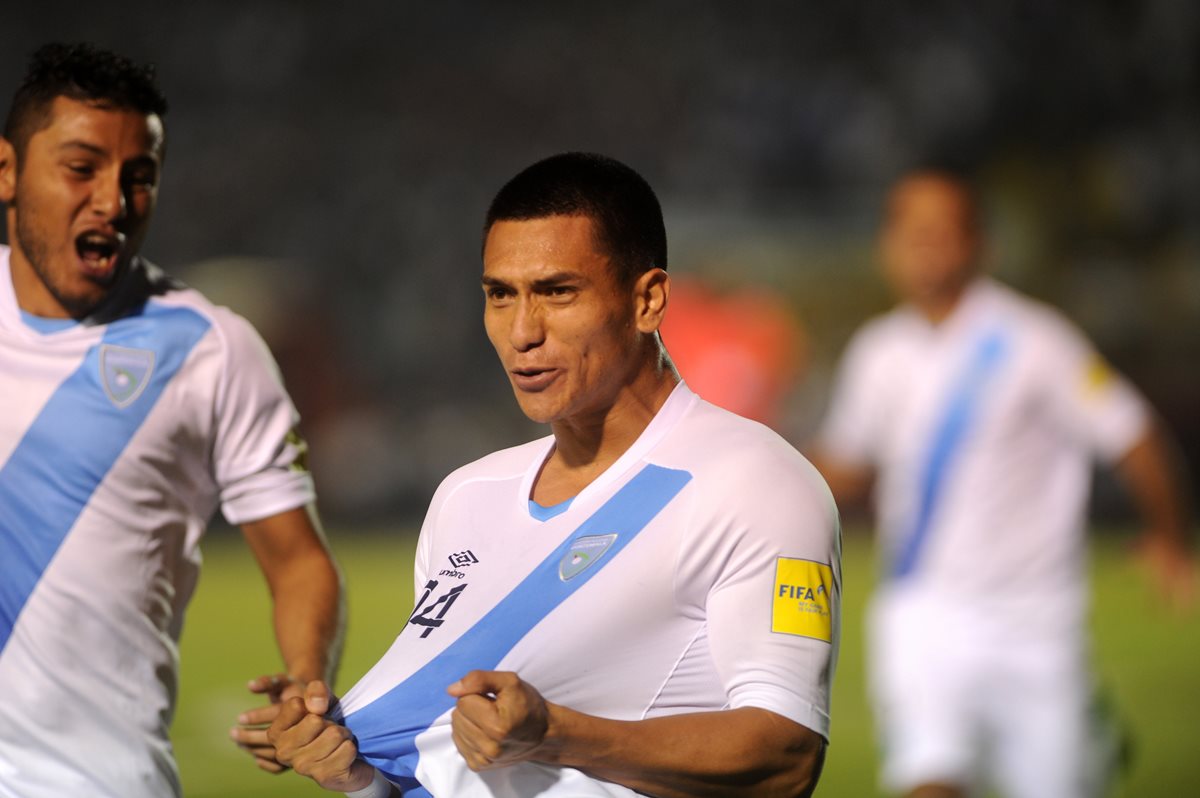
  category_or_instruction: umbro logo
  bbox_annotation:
[439,550,479,580]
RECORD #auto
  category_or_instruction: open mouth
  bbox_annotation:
[75,232,121,277]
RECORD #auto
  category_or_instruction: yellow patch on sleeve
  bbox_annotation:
[771,557,834,642]
[1083,356,1114,395]
[285,427,311,473]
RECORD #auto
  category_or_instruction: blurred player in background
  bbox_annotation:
[268,152,840,798]
[810,169,1194,798]
[0,43,344,797]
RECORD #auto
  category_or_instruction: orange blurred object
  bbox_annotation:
[659,277,807,428]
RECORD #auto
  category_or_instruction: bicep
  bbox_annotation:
[1041,324,1149,462]
[703,479,840,742]
[213,313,314,524]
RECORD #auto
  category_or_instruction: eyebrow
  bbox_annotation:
[57,142,160,167]
[57,140,107,157]
[481,271,585,289]
[531,271,584,289]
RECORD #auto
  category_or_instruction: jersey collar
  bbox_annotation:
[519,381,698,516]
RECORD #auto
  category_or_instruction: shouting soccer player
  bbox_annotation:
[811,169,1195,798]
[0,43,344,796]
[268,152,841,798]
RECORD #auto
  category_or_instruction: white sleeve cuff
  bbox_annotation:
[344,767,393,798]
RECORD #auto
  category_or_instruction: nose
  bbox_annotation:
[90,172,128,222]
[509,296,545,352]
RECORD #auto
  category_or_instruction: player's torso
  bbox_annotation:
[342,418,786,796]
[344,454,712,716]
[863,290,1091,608]
[343,457,707,797]
[0,297,224,798]
[420,468,709,717]
[343,387,839,797]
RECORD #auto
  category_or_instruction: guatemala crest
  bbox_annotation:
[558,533,618,581]
[99,344,155,408]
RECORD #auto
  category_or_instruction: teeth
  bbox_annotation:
[77,235,117,262]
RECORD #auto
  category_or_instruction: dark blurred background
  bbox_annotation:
[4,0,1198,524]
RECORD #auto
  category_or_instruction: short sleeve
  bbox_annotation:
[1040,317,1149,464]
[211,310,315,524]
[816,327,887,468]
[687,455,841,740]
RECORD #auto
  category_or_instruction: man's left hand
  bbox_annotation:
[1137,534,1197,611]
[230,673,329,772]
[447,670,552,771]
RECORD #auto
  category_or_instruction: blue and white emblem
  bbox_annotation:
[558,533,618,581]
[99,344,155,408]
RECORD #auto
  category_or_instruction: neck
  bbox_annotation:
[4,228,64,318]
[535,347,679,505]
[914,279,972,325]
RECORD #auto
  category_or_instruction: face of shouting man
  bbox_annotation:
[1,95,164,319]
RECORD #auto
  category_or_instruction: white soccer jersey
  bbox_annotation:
[818,277,1148,637]
[0,245,314,798]
[338,383,841,797]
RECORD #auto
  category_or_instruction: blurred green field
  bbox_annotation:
[176,528,1199,797]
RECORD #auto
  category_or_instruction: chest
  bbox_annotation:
[867,328,1050,464]
[406,471,695,687]
[0,321,219,488]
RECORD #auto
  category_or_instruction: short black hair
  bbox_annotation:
[3,42,168,158]
[484,152,667,285]
[889,164,982,233]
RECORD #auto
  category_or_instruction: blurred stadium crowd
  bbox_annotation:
[3,0,1198,522]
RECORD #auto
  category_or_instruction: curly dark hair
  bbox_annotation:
[3,42,168,157]
[484,152,668,286]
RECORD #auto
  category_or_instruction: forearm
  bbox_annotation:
[1118,423,1192,550]
[535,705,825,798]
[270,550,345,684]
[243,505,347,685]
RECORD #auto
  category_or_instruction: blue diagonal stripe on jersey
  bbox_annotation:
[344,463,693,793]
[0,303,211,655]
[890,329,1009,579]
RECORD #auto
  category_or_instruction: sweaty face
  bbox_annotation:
[1,96,163,318]
[482,216,641,426]
[879,175,979,312]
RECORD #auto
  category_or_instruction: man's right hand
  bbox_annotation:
[267,680,376,792]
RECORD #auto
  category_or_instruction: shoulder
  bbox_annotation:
[982,280,1097,359]
[838,306,916,373]
[655,400,839,568]
[659,399,834,517]
[848,307,910,349]
[143,276,275,365]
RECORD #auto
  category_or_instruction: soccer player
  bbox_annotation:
[267,152,841,798]
[0,43,344,797]
[810,169,1195,798]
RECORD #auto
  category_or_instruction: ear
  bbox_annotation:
[633,268,670,334]
[0,137,15,205]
